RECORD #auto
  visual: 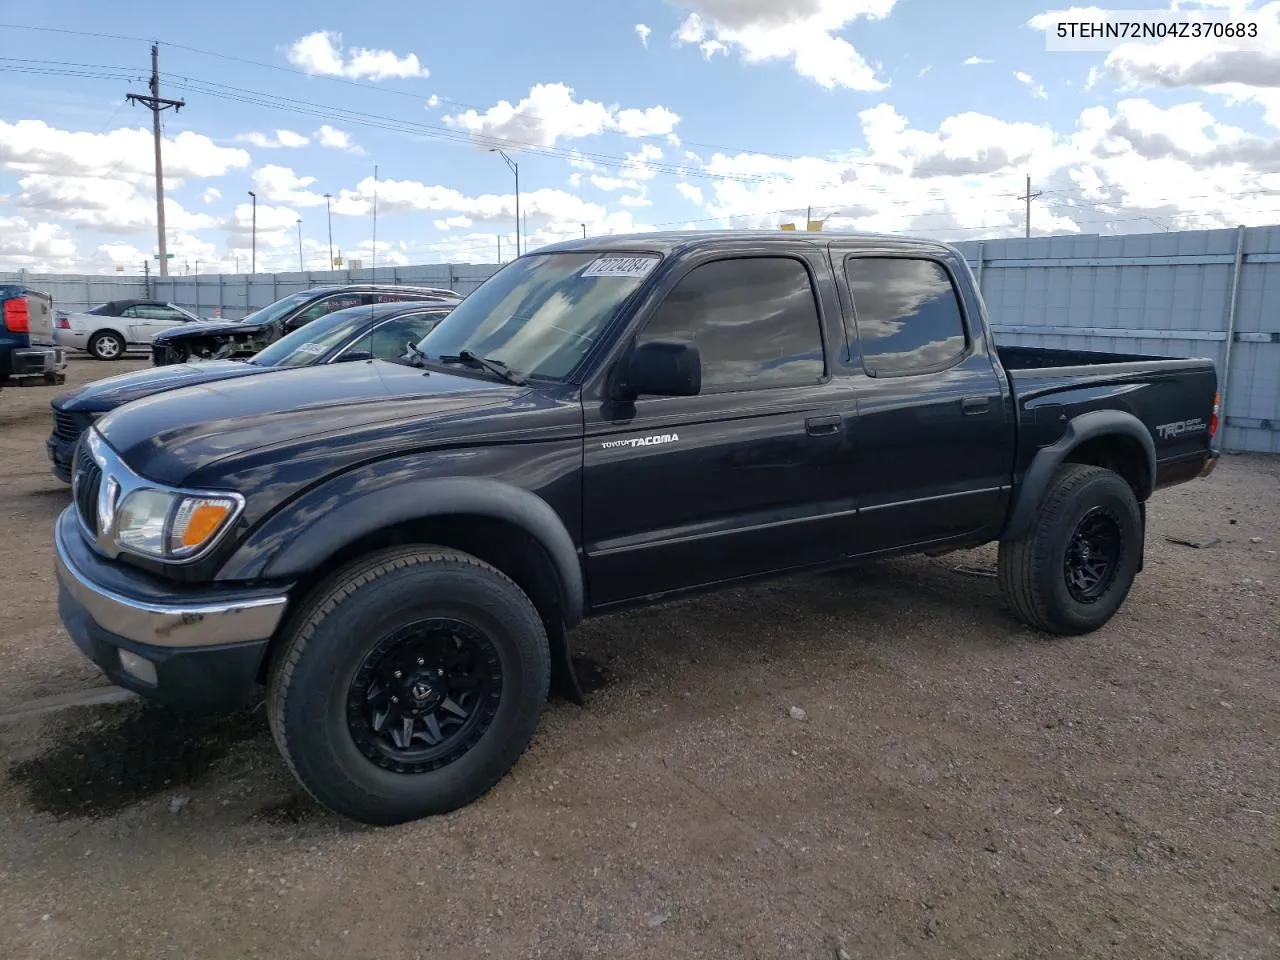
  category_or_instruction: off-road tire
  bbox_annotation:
[87,330,125,361]
[998,463,1143,635]
[266,546,550,826]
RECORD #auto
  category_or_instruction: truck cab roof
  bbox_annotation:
[536,229,964,258]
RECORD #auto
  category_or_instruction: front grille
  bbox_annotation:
[73,442,102,534]
[151,343,168,366]
[52,409,83,443]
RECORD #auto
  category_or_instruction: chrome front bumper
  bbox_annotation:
[54,508,289,649]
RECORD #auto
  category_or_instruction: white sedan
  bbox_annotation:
[55,299,211,360]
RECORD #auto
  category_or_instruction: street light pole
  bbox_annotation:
[323,192,334,271]
[247,191,257,273]
[296,218,304,272]
[491,147,520,257]
[581,223,586,238]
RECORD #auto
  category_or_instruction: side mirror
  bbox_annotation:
[615,339,701,400]
[336,350,373,363]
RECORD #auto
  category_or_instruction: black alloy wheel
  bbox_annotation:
[347,618,503,775]
[1063,507,1123,603]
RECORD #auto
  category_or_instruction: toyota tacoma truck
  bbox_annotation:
[54,231,1220,826]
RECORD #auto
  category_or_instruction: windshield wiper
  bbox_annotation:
[436,349,527,385]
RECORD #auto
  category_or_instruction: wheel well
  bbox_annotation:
[89,328,123,342]
[1063,434,1149,500]
[260,514,578,697]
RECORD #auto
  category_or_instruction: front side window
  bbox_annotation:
[844,257,968,376]
[416,252,660,380]
[636,256,825,393]
[364,311,451,358]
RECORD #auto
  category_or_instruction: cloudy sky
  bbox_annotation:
[2,0,1279,275]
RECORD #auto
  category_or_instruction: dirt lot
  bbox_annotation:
[0,356,1276,960]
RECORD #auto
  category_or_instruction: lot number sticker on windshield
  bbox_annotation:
[294,342,327,356]
[582,256,659,279]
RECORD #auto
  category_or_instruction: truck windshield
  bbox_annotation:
[414,251,660,380]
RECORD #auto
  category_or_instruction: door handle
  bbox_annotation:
[806,414,842,436]
[961,397,991,415]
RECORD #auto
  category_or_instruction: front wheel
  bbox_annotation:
[266,546,551,825]
[998,463,1143,635]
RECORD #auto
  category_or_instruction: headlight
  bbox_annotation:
[113,489,240,559]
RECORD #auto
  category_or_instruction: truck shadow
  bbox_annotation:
[6,699,266,820]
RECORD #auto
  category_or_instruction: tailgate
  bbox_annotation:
[23,290,55,346]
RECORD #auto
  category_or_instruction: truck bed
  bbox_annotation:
[996,344,1181,371]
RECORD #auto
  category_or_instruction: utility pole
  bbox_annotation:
[497,235,501,263]
[126,44,184,278]
[296,218,304,272]
[581,223,587,238]
[491,148,520,256]
[1018,174,1042,239]
[247,191,257,272]
[323,193,334,271]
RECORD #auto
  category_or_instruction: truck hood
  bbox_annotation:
[94,359,530,486]
[155,319,262,340]
[55,359,270,412]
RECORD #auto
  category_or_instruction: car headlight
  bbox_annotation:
[114,489,240,559]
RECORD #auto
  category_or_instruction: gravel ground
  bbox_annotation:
[0,356,1277,960]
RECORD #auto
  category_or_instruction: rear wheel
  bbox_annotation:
[87,330,125,361]
[266,546,550,825]
[998,463,1143,635]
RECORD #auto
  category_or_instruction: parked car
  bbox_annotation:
[1,284,66,385]
[149,284,463,365]
[54,300,210,360]
[54,230,1220,826]
[46,300,455,482]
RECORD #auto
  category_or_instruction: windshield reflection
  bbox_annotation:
[413,252,660,380]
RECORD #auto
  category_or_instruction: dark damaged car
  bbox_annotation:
[148,283,462,365]
[48,300,455,481]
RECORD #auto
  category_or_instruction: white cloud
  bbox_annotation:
[964,56,992,65]
[675,182,704,204]
[665,97,1280,240]
[314,124,361,152]
[236,129,309,148]
[670,0,900,90]
[1015,70,1049,98]
[636,23,652,46]
[286,30,429,80]
[13,175,217,234]
[619,193,652,207]
[250,165,329,207]
[202,187,222,204]
[442,83,681,147]
[0,215,79,270]
[1068,2,1280,126]
[0,119,249,185]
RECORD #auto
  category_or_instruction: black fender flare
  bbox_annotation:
[261,476,585,629]
[1001,409,1155,543]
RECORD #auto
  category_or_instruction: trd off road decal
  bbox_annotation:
[600,433,679,450]
[1155,418,1206,440]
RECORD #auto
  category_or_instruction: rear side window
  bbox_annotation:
[639,256,825,392]
[844,257,968,376]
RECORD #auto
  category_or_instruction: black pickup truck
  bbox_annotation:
[54,231,1219,826]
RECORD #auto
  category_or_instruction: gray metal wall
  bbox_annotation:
[4,225,1277,453]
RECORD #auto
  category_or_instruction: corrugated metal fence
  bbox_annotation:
[3,225,1277,452]
[952,226,1280,454]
